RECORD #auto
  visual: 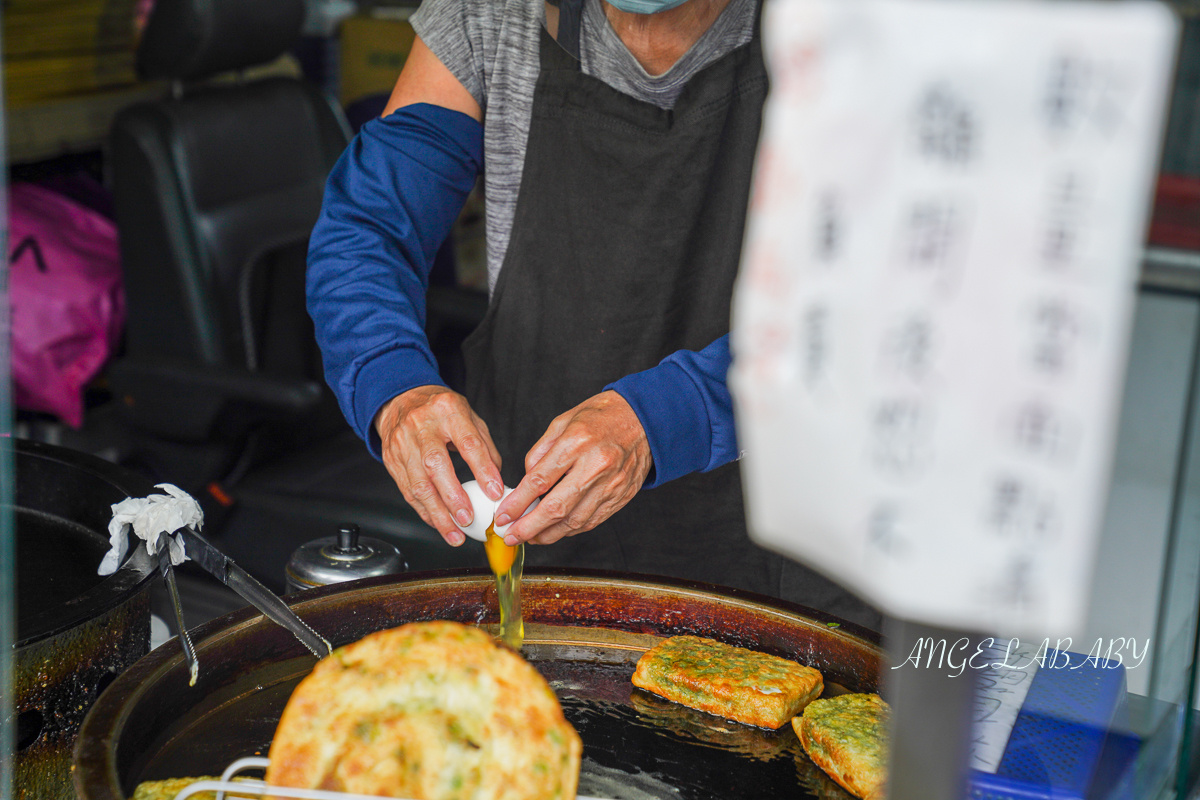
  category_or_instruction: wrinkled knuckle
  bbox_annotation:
[456,433,484,455]
[398,400,429,424]
[540,497,568,522]
[429,391,462,415]
[410,479,438,503]
[422,450,447,473]
[568,428,600,450]
[526,472,554,494]
[565,511,591,532]
[594,448,621,472]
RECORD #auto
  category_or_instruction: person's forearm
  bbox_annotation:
[307,104,483,456]
[605,334,737,488]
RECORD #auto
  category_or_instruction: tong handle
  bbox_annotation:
[160,557,200,686]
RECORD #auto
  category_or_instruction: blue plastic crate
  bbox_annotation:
[968,650,1131,800]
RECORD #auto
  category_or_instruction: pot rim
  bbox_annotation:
[74,568,883,800]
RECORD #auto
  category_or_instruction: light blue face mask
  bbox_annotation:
[605,0,693,14]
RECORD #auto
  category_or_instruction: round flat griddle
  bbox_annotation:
[13,439,157,800]
[75,570,882,800]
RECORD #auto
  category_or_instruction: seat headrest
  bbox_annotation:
[137,0,307,82]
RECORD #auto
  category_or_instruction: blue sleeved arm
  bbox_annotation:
[605,334,738,489]
[307,103,483,459]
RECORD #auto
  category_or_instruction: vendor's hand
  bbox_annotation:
[375,385,504,546]
[496,391,652,546]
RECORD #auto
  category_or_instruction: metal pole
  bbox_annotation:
[885,618,981,800]
[1,42,15,800]
[1,18,15,799]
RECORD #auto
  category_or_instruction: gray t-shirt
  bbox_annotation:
[410,0,757,291]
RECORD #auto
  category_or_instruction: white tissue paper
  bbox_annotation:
[98,483,204,576]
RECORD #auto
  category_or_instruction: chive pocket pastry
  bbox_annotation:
[265,620,581,800]
[793,693,889,800]
[631,635,824,729]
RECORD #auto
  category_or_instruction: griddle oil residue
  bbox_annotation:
[546,660,832,800]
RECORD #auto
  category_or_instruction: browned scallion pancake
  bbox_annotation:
[631,634,824,729]
[265,620,582,800]
[793,692,889,800]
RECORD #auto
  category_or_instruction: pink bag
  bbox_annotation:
[9,182,124,428]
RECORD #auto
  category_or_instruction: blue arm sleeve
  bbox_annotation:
[307,104,483,458]
[605,334,738,489]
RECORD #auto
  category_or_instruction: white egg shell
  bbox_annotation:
[457,480,498,542]
[455,481,542,541]
[492,487,539,536]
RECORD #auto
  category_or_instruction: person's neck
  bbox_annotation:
[602,0,733,76]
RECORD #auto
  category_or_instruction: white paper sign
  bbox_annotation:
[969,640,1040,772]
[730,0,1178,637]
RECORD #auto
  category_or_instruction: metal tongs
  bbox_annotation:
[157,526,332,686]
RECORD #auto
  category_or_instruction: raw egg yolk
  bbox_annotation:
[485,524,516,575]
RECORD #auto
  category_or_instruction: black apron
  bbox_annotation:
[463,0,881,630]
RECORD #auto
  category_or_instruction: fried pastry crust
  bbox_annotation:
[265,620,581,800]
[631,635,823,729]
[794,693,889,800]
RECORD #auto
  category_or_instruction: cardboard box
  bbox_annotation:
[339,13,416,108]
[3,0,139,108]
[4,2,135,59]
[5,51,138,108]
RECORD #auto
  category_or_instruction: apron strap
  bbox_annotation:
[556,0,585,60]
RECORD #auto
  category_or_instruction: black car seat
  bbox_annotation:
[107,0,482,587]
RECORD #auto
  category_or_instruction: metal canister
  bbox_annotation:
[285,524,408,593]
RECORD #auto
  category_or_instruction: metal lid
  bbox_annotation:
[285,525,407,591]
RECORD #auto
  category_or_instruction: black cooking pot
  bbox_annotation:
[11,438,158,800]
[75,570,882,800]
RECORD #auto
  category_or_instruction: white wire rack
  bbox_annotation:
[169,756,610,800]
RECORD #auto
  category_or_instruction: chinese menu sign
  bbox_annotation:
[731,0,1177,637]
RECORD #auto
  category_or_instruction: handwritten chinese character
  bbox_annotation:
[998,552,1037,609]
[988,476,1059,540]
[1043,54,1130,138]
[1040,172,1087,269]
[881,314,935,382]
[867,501,908,555]
[1031,299,1081,374]
[802,304,830,387]
[914,83,976,164]
[1010,401,1076,461]
[1044,55,1090,131]
[871,398,933,477]
[815,191,842,264]
[1042,220,1077,266]
[900,199,969,290]
[973,695,1003,724]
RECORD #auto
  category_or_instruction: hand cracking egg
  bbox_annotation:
[456,480,539,542]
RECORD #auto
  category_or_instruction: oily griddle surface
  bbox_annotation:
[79,571,879,800]
[132,625,854,800]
